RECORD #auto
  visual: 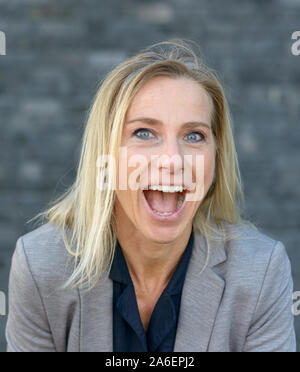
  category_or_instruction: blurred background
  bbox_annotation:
[0,0,299,352]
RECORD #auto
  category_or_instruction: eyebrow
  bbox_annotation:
[125,117,211,130]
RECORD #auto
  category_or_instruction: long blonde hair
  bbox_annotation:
[33,39,248,290]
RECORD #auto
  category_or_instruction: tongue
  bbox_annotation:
[144,190,179,213]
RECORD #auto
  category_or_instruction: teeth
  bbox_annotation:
[152,192,184,216]
[153,211,173,216]
[176,194,184,209]
[148,185,187,193]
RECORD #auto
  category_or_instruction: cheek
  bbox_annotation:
[115,189,139,222]
[118,147,151,191]
[204,151,215,181]
[115,152,143,211]
[116,150,138,190]
[191,147,215,191]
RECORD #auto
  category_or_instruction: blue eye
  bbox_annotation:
[132,128,206,143]
[132,128,155,140]
[185,131,206,142]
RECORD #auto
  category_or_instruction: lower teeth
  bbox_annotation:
[153,194,184,216]
[154,211,173,216]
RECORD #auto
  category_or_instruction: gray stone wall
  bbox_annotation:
[0,0,299,351]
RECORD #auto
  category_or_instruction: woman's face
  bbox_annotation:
[114,76,216,243]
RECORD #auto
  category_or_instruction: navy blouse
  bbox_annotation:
[109,227,194,352]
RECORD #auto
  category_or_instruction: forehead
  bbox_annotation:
[125,76,213,125]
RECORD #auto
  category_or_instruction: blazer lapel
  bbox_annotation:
[79,227,226,352]
[80,276,113,352]
[174,228,227,352]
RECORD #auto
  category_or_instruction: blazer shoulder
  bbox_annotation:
[221,221,290,281]
[15,222,73,286]
[224,221,280,256]
[214,222,295,352]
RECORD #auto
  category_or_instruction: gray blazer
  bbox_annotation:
[6,222,296,352]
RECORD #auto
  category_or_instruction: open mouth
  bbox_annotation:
[142,188,188,217]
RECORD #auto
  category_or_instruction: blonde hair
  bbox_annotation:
[32,39,250,290]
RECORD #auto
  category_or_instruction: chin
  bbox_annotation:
[141,222,189,244]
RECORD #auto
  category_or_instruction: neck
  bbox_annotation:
[115,223,193,294]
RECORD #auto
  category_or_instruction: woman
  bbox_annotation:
[6,39,296,352]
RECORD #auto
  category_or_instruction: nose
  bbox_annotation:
[156,135,184,175]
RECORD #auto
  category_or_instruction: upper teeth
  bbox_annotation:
[148,185,187,192]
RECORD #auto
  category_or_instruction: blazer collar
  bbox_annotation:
[174,226,227,352]
[80,225,227,352]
